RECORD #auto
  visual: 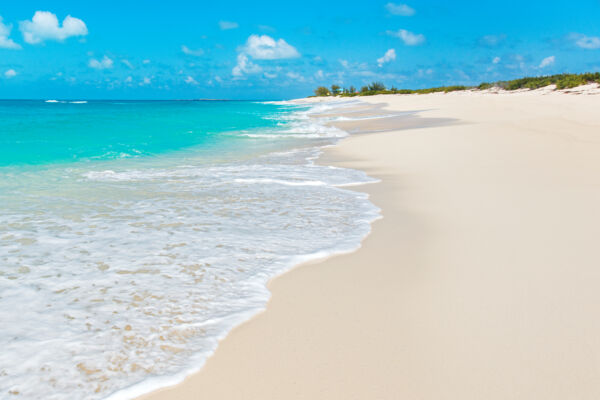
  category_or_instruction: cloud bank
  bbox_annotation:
[20,11,87,44]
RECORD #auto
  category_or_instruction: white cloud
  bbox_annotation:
[142,59,150,64]
[121,59,134,69]
[377,48,396,67]
[385,3,415,16]
[140,77,151,86]
[315,70,324,80]
[20,11,87,44]
[4,69,17,78]
[89,56,113,69]
[232,34,299,77]
[240,34,300,60]
[264,72,278,79]
[492,56,501,64]
[182,45,204,56]
[479,34,506,47]
[49,72,60,81]
[286,71,304,81]
[337,60,368,73]
[125,76,133,83]
[50,71,63,81]
[232,53,262,77]
[219,21,239,30]
[569,33,600,50]
[0,17,21,49]
[417,68,433,77]
[258,25,275,32]
[387,29,425,46]
[184,75,198,85]
[539,56,555,68]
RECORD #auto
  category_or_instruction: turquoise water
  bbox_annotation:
[0,100,294,167]
[0,99,379,400]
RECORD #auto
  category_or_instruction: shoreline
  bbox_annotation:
[132,99,389,400]
[1,99,379,400]
[95,99,384,400]
[140,89,600,400]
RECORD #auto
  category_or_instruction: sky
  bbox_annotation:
[0,0,599,100]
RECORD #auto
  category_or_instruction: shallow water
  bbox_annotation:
[0,99,380,399]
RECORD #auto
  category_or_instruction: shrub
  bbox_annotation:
[314,86,330,97]
[368,82,386,91]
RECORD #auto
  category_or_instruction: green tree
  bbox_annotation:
[314,86,330,97]
[368,81,385,91]
[349,86,356,94]
[360,86,369,93]
[331,84,341,95]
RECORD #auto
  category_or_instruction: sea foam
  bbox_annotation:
[0,101,379,400]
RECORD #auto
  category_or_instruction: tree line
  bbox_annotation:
[313,73,600,97]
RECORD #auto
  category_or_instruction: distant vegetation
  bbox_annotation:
[311,73,600,97]
[481,73,600,90]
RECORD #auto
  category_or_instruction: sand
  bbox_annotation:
[139,88,600,400]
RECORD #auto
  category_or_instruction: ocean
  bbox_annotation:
[0,99,379,399]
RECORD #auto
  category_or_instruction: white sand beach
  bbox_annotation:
[140,88,600,400]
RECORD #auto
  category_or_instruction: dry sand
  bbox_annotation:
[140,89,600,400]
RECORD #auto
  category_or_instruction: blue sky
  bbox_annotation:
[0,0,599,99]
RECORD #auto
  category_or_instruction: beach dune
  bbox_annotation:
[141,90,600,400]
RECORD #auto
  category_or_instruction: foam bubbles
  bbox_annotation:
[0,101,380,399]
